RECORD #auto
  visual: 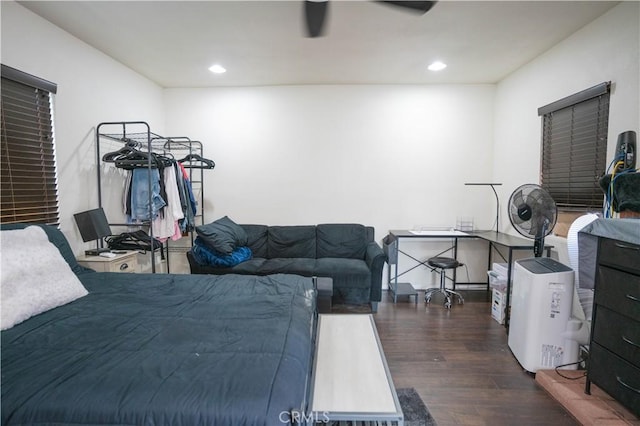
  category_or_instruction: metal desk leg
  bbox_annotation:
[505,248,514,329]
[393,243,399,303]
[452,237,459,290]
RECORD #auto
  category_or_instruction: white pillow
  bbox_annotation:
[1,226,88,330]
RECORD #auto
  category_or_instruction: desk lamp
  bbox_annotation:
[464,183,502,232]
[74,207,112,255]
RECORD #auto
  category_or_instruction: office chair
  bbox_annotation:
[424,256,464,309]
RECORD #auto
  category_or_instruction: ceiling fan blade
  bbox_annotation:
[378,1,437,14]
[304,0,329,38]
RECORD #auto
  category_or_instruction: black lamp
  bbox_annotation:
[465,183,503,233]
[74,207,112,255]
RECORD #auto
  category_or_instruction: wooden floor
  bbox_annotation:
[373,289,580,426]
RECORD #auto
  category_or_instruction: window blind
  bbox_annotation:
[1,67,59,225]
[538,82,610,210]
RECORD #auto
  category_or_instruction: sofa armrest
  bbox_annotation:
[187,251,207,274]
[365,241,387,303]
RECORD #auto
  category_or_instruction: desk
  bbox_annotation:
[387,229,553,327]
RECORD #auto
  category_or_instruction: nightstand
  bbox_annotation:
[77,251,138,273]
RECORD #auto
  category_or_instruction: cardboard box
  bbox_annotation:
[491,288,506,324]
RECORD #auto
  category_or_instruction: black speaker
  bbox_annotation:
[614,130,636,173]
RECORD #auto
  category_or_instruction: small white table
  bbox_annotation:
[76,251,138,273]
[309,314,404,425]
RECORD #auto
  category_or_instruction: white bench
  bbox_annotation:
[308,314,404,425]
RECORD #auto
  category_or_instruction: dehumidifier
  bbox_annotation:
[508,257,576,373]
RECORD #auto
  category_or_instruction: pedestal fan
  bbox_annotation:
[507,184,577,373]
[507,184,558,256]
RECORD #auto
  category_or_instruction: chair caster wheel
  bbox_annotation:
[444,302,452,309]
[425,296,431,304]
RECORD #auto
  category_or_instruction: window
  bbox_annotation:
[1,64,59,225]
[538,82,610,211]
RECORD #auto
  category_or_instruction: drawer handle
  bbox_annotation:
[626,294,640,303]
[615,242,640,251]
[622,335,640,349]
[120,263,129,271]
[616,376,640,395]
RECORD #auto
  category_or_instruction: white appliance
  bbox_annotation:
[508,257,576,373]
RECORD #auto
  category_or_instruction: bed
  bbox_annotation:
[0,224,317,426]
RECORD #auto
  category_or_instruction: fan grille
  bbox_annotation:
[508,184,557,238]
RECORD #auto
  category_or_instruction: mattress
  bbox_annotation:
[1,272,316,426]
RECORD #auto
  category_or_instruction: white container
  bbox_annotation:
[492,263,510,278]
[507,258,576,373]
[456,217,474,232]
[491,288,506,324]
[487,270,507,292]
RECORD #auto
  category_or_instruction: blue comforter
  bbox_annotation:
[191,236,252,267]
[1,272,316,426]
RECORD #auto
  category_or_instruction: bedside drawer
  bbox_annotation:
[108,256,137,273]
[77,252,138,273]
[589,343,640,417]
[599,238,640,275]
[593,306,640,366]
[595,266,640,322]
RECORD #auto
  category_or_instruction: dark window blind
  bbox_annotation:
[538,82,610,210]
[1,68,59,225]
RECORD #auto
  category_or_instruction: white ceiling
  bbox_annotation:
[19,0,619,88]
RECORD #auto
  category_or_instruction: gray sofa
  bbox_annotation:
[187,223,386,311]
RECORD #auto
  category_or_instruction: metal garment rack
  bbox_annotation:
[156,137,207,242]
[95,121,211,273]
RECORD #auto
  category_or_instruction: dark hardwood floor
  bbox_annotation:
[373,289,579,426]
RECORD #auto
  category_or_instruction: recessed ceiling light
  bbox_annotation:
[208,64,226,74]
[428,61,447,71]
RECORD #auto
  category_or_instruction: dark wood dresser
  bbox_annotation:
[586,235,640,416]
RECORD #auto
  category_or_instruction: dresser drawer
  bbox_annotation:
[593,306,640,366]
[599,237,640,275]
[589,343,640,417]
[595,266,640,322]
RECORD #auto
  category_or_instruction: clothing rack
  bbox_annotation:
[154,137,210,245]
[95,121,214,273]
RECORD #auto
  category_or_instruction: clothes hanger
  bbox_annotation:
[178,153,216,169]
[102,144,139,163]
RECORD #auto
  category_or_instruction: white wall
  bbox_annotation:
[1,1,165,255]
[493,1,640,239]
[164,85,496,233]
[164,85,497,283]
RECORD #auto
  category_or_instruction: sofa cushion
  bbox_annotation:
[196,216,248,255]
[267,226,316,258]
[225,258,268,274]
[260,258,317,276]
[317,223,367,259]
[315,258,371,288]
[241,224,268,258]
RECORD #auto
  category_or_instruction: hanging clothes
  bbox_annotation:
[152,164,184,241]
[177,162,198,232]
[129,168,166,221]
